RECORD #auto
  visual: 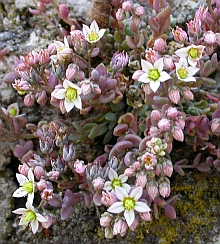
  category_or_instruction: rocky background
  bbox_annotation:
[1,0,220,243]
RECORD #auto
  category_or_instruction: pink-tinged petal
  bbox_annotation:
[138,73,151,84]
[107,201,124,213]
[124,209,135,227]
[118,174,128,183]
[36,213,47,222]
[158,71,171,82]
[64,100,74,113]
[13,187,28,198]
[27,169,34,182]
[130,186,143,200]
[141,59,153,73]
[175,47,188,58]
[51,89,66,99]
[115,186,128,200]
[154,58,164,72]
[109,168,118,181]
[74,96,82,109]
[12,208,27,215]
[16,173,28,185]
[122,183,131,193]
[27,192,34,204]
[149,80,160,93]
[134,201,151,212]
[31,218,39,234]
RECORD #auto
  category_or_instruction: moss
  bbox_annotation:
[133,170,220,244]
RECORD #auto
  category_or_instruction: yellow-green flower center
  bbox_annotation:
[23,210,36,224]
[112,179,122,188]
[9,108,17,116]
[123,197,135,210]
[88,31,99,42]
[66,87,77,102]
[23,182,33,193]
[144,156,152,166]
[148,69,160,81]
[188,47,199,59]
[177,67,188,79]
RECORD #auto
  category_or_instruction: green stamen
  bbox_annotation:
[112,179,122,188]
[148,69,160,81]
[66,87,77,102]
[88,31,99,42]
[188,47,199,59]
[177,67,188,79]
[23,182,33,193]
[123,197,135,210]
[9,108,17,116]
[23,210,36,224]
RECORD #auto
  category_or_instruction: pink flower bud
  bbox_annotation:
[129,15,140,33]
[147,181,158,200]
[113,219,128,237]
[133,161,141,170]
[74,159,85,175]
[124,167,135,177]
[47,171,60,180]
[175,118,185,130]
[172,126,184,142]
[172,26,188,43]
[168,88,180,104]
[100,214,112,227]
[159,183,171,198]
[129,217,139,231]
[151,110,162,122]
[211,118,220,136]
[135,174,147,188]
[163,56,175,70]
[58,4,69,20]
[145,48,160,64]
[37,179,53,192]
[163,160,173,177]
[154,38,166,53]
[204,31,216,45]
[24,93,35,107]
[66,63,79,80]
[41,188,53,201]
[158,118,171,131]
[92,177,105,190]
[116,8,125,21]
[41,214,56,229]
[18,163,30,176]
[166,106,178,118]
[139,212,152,222]
[183,89,194,100]
[34,166,46,179]
[134,6,145,16]
[122,1,132,11]
[101,191,118,207]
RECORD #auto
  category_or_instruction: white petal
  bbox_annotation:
[27,192,34,204]
[141,59,153,73]
[90,20,99,32]
[149,80,160,93]
[130,186,143,200]
[12,208,27,215]
[74,95,82,109]
[158,71,171,82]
[36,213,47,222]
[115,186,128,200]
[179,57,188,67]
[154,58,164,72]
[82,24,90,37]
[175,47,188,58]
[27,169,34,182]
[138,73,151,84]
[109,168,118,181]
[51,89,66,99]
[26,200,34,211]
[187,66,200,76]
[13,187,28,198]
[124,209,135,227]
[118,174,128,183]
[134,201,151,212]
[98,29,106,39]
[188,57,198,67]
[122,183,131,193]
[16,173,28,185]
[107,202,124,213]
[181,76,196,82]
[31,219,39,234]
[64,100,74,113]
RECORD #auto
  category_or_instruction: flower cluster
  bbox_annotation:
[0,0,219,240]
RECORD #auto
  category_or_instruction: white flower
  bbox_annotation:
[103,168,130,193]
[175,45,205,67]
[12,200,46,234]
[13,168,35,204]
[51,79,82,113]
[50,37,73,62]
[138,58,171,93]
[175,58,200,82]
[82,20,106,43]
[107,186,151,227]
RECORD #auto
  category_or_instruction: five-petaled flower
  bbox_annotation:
[51,79,82,113]
[107,186,151,227]
[138,58,171,93]
[82,20,106,43]
[13,168,35,204]
[103,168,130,193]
[12,200,46,234]
[175,57,200,82]
[175,45,205,67]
